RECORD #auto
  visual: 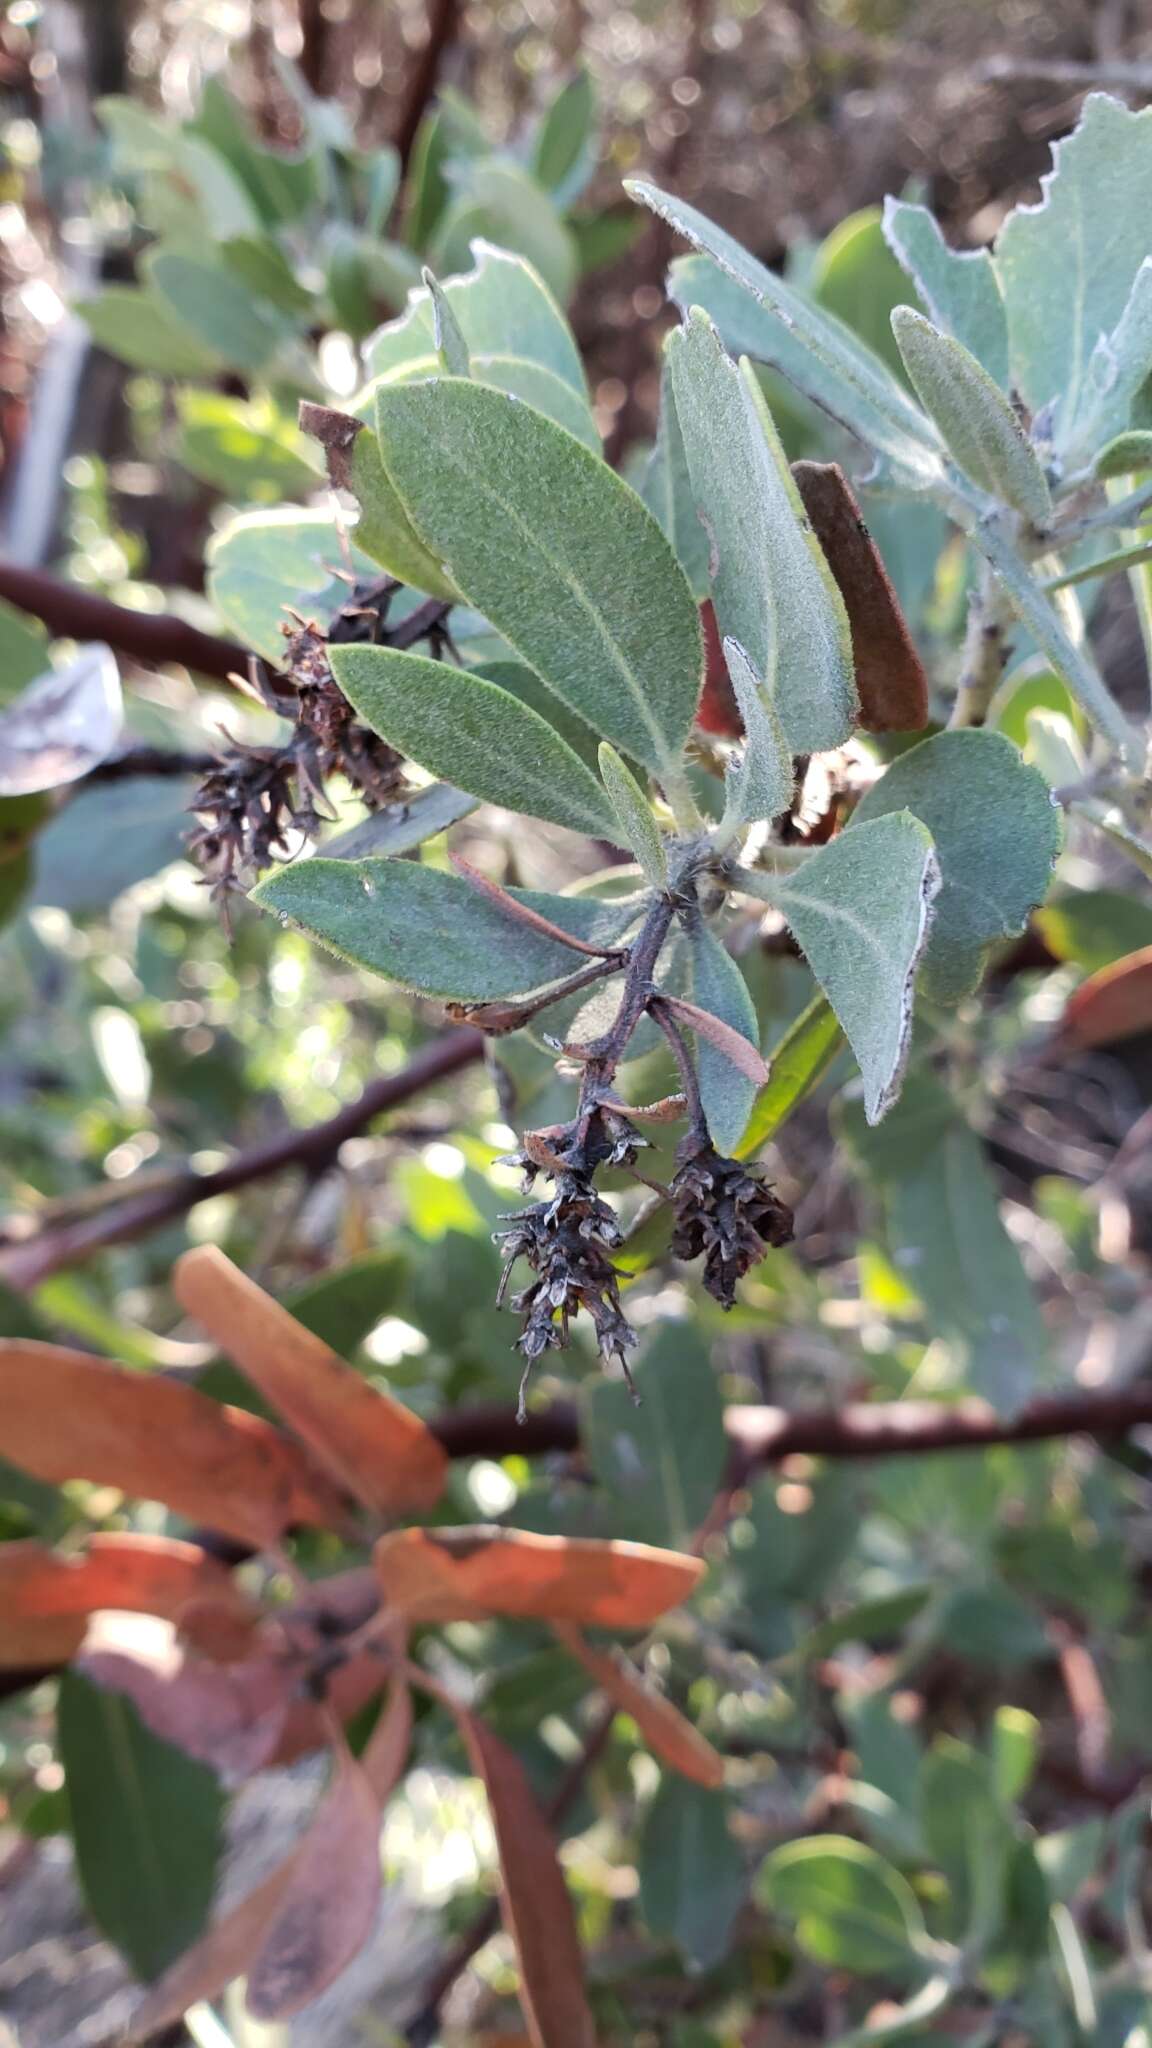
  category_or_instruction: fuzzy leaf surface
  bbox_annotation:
[882,199,1009,387]
[374,378,702,777]
[891,308,1052,525]
[688,922,761,1153]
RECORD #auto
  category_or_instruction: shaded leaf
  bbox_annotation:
[585,1322,727,1548]
[430,160,577,306]
[374,1524,704,1626]
[891,308,1051,525]
[736,996,843,1158]
[173,1247,448,1516]
[206,505,384,662]
[639,1778,745,1969]
[919,1738,1013,1946]
[1066,259,1152,460]
[251,854,637,999]
[455,1709,596,2048]
[882,198,1009,387]
[666,306,856,753]
[32,773,195,912]
[244,1734,384,2020]
[719,635,792,827]
[531,67,597,204]
[598,742,668,887]
[746,813,940,1124]
[300,404,458,600]
[423,265,471,374]
[1060,945,1152,1049]
[810,205,919,380]
[330,643,617,837]
[1038,889,1152,973]
[59,1670,226,1982]
[374,376,702,778]
[0,645,121,796]
[641,355,713,598]
[791,462,929,732]
[80,1612,289,1784]
[758,1833,930,1978]
[684,925,763,1151]
[977,515,1135,755]
[147,250,290,374]
[852,729,1060,1001]
[78,286,222,376]
[0,1340,349,1549]
[556,1626,724,1787]
[321,780,476,861]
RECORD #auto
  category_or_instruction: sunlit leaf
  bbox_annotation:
[373,1524,704,1626]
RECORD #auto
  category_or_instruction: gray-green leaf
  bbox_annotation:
[688,922,761,1152]
[422,266,471,376]
[597,743,668,888]
[77,287,222,377]
[640,353,713,598]
[300,405,458,601]
[1065,258,1152,463]
[891,307,1052,526]
[993,93,1152,430]
[720,637,794,834]
[639,1780,745,1971]
[852,729,1060,1002]
[667,306,856,752]
[330,644,618,838]
[882,199,1009,388]
[628,179,945,485]
[373,377,703,780]
[251,856,636,998]
[146,250,289,376]
[745,813,940,1125]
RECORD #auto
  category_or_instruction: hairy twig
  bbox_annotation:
[0,1028,484,1288]
[0,561,249,685]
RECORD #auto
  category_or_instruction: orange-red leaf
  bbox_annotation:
[360,1673,414,1803]
[244,1733,384,2020]
[173,1247,448,1516]
[374,1525,705,1627]
[456,1709,595,2048]
[1060,945,1152,1050]
[792,460,929,733]
[0,1533,253,1670]
[554,1625,724,1788]
[0,1340,350,1549]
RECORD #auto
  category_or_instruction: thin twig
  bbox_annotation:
[0,561,249,686]
[949,556,1011,728]
[0,1029,484,1288]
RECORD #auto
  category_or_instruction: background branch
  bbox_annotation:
[0,561,249,685]
[0,1028,484,1289]
[393,0,463,171]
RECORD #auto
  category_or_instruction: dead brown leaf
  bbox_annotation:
[375,1525,705,1628]
[554,1625,724,1788]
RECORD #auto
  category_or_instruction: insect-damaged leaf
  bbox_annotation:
[0,1340,348,1549]
[373,376,703,778]
[455,1708,596,2048]
[0,1533,254,1670]
[555,1625,724,1788]
[373,1525,705,1626]
[59,1671,226,1983]
[890,307,1052,528]
[173,1247,448,1516]
[745,812,940,1124]
[853,730,1061,1002]
[790,462,929,732]
[330,643,617,838]
[666,306,856,754]
[252,855,637,1000]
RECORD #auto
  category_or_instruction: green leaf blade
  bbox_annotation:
[687,923,761,1153]
[639,1780,745,1971]
[373,377,703,779]
[666,307,857,753]
[891,307,1052,526]
[736,995,843,1158]
[251,856,637,999]
[882,199,1009,387]
[597,743,668,888]
[852,729,1061,1002]
[330,644,618,838]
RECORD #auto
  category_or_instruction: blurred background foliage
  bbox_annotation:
[2,3,1152,2046]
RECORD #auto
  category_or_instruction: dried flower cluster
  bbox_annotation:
[188,575,443,904]
[671,1136,794,1311]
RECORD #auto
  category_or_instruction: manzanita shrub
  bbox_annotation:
[4,85,1152,2048]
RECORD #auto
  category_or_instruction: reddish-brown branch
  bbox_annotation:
[393,0,463,170]
[0,1029,484,1289]
[0,561,249,685]
[430,1387,1152,1469]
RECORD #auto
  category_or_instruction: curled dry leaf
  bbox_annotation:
[791,462,929,733]
[173,1247,448,1516]
[0,1533,253,1671]
[375,1524,705,1627]
[1060,945,1152,1050]
[656,992,772,1086]
[554,1624,725,1789]
[79,1612,293,1785]
[449,850,627,958]
[0,643,123,795]
[0,1340,350,1550]
[454,1707,596,2048]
